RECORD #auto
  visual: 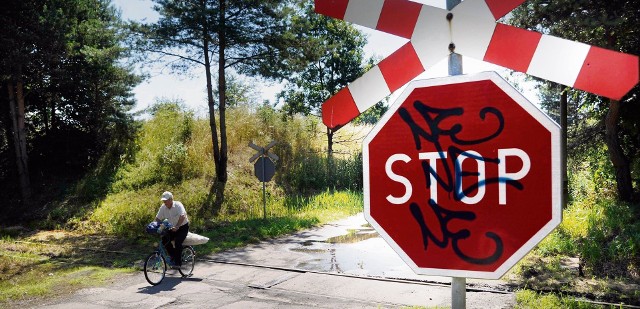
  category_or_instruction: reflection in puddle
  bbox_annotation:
[290,247,326,254]
[326,228,378,244]
[301,240,315,246]
[289,227,418,279]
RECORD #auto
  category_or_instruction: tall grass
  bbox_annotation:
[515,290,601,308]
[80,102,365,239]
[522,146,640,280]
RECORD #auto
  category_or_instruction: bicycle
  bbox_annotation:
[144,221,196,285]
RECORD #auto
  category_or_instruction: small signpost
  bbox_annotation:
[249,141,278,219]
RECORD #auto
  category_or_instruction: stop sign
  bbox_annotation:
[363,72,561,279]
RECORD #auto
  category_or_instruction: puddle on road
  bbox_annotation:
[289,225,419,279]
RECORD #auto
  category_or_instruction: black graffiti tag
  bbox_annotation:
[396,99,524,265]
[410,199,503,265]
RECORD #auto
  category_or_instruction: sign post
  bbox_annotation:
[446,2,466,307]
[363,71,562,279]
[249,141,278,219]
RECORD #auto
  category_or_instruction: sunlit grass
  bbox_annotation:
[515,290,601,309]
[0,265,133,304]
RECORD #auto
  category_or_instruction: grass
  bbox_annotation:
[0,189,363,306]
[194,190,362,254]
[515,290,614,309]
[505,149,640,306]
[0,230,141,305]
[0,266,132,304]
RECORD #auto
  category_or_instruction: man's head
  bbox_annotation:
[161,191,173,207]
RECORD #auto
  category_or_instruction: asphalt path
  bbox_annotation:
[34,214,516,308]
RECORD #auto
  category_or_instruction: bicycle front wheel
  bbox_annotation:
[144,252,166,285]
[178,246,195,277]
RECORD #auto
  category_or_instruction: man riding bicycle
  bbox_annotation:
[155,191,189,268]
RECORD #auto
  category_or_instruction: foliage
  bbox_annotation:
[353,102,389,125]
[0,0,139,211]
[516,147,640,281]
[508,0,640,203]
[136,0,308,80]
[515,290,601,309]
[278,2,369,117]
[110,102,198,192]
[276,2,375,157]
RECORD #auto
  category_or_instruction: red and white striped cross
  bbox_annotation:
[316,0,640,129]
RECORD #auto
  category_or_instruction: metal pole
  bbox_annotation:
[448,51,463,76]
[262,158,267,220]
[560,88,568,209]
[452,277,467,309]
[446,0,461,11]
[447,5,465,307]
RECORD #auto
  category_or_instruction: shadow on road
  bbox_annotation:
[137,275,204,295]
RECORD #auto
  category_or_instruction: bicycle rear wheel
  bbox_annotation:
[178,246,195,277]
[144,252,166,285]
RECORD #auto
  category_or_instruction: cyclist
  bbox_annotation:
[155,191,189,268]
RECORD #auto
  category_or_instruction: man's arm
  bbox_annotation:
[173,214,186,230]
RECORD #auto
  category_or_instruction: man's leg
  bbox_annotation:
[172,224,189,266]
[161,233,174,263]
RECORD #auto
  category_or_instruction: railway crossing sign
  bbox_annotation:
[254,157,276,182]
[315,0,639,129]
[249,141,279,219]
[363,72,561,279]
[249,141,278,182]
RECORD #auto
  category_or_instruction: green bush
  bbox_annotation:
[110,102,197,192]
[532,148,640,279]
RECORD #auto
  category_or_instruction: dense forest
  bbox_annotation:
[0,0,639,306]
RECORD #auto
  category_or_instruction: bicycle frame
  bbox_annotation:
[157,237,173,265]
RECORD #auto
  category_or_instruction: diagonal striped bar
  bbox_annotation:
[316,0,425,39]
[317,0,640,129]
[484,24,541,73]
[322,42,425,128]
[484,0,527,20]
[573,47,639,100]
[484,24,639,100]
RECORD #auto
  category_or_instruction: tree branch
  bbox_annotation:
[144,48,206,66]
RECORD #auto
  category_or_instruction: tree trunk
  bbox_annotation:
[604,99,633,202]
[217,0,228,186]
[326,127,334,158]
[214,0,228,211]
[6,79,32,203]
[200,0,223,215]
[326,127,335,190]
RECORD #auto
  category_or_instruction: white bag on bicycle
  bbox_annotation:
[183,232,209,246]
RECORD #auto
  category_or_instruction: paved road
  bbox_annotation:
[34,214,516,308]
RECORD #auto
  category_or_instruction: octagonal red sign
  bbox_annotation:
[363,72,561,279]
